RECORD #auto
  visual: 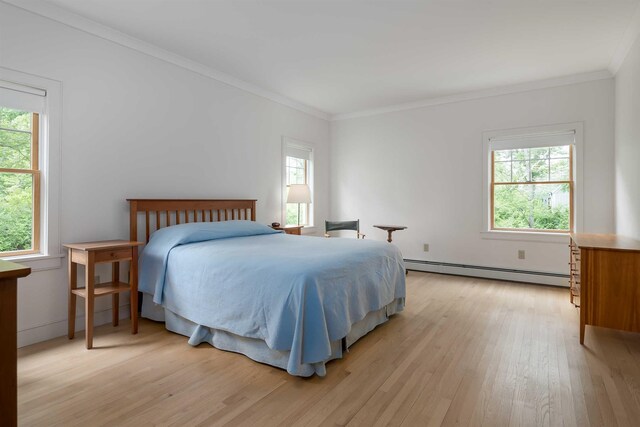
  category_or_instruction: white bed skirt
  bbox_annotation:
[141,293,404,377]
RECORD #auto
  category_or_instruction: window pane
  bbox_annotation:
[0,107,31,132]
[287,157,304,169]
[287,167,304,185]
[0,129,31,169]
[530,147,549,160]
[289,168,302,184]
[530,158,549,182]
[512,161,529,182]
[550,158,570,181]
[494,150,511,161]
[494,183,570,230]
[494,161,511,183]
[550,145,570,159]
[286,203,308,226]
[286,203,298,225]
[512,149,528,161]
[0,172,33,252]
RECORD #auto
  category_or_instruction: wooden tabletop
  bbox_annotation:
[373,225,408,231]
[63,240,143,251]
[570,233,640,251]
[0,260,31,280]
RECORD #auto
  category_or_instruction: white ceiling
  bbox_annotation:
[17,0,640,116]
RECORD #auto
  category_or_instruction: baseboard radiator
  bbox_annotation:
[404,259,569,287]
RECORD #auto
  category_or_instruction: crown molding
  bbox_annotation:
[331,70,613,121]
[2,0,330,121]
[608,2,640,75]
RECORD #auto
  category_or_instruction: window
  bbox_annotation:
[1,87,44,255]
[283,138,313,226]
[0,71,61,268]
[488,132,575,233]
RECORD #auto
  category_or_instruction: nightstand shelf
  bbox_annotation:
[71,281,131,298]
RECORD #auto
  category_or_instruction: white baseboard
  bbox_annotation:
[17,304,132,348]
[405,260,569,287]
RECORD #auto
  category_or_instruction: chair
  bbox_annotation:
[324,220,365,239]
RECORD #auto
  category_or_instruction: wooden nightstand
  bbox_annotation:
[271,225,303,235]
[63,240,143,349]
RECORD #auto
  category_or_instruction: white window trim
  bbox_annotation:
[282,136,315,230]
[481,122,584,243]
[0,67,63,271]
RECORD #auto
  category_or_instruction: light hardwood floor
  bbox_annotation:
[18,272,640,426]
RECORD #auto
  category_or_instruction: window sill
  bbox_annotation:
[1,253,64,272]
[481,230,570,244]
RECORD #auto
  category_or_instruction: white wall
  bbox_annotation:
[0,3,330,346]
[615,35,640,240]
[331,79,615,279]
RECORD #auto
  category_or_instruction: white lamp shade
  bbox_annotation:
[287,184,312,204]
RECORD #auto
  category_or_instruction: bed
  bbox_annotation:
[129,199,406,377]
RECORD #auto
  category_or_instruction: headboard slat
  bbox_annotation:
[145,211,150,242]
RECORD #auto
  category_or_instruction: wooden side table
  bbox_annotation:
[63,240,143,349]
[373,225,407,243]
[271,225,303,235]
[0,260,30,427]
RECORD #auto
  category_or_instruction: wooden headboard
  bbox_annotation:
[128,199,257,243]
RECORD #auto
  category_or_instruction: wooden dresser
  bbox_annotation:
[569,233,640,344]
[0,260,31,427]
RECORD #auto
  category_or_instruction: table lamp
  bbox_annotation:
[286,184,311,226]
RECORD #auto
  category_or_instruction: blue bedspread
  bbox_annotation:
[139,221,405,375]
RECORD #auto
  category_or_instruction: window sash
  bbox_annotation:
[0,112,40,255]
[490,146,574,232]
[285,156,310,226]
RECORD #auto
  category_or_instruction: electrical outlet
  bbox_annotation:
[518,250,525,260]
[423,244,429,252]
